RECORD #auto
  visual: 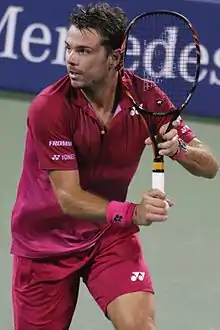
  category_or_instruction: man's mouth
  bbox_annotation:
[69,69,82,76]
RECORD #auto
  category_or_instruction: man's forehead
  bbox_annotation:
[66,25,102,47]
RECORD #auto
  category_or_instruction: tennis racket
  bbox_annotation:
[120,10,200,196]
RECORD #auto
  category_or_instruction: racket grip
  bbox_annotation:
[152,172,165,192]
[152,162,169,210]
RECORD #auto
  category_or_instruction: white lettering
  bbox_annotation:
[0,6,23,59]
[125,36,140,71]
[199,44,209,82]
[1,7,220,90]
[179,43,197,83]
[49,140,72,147]
[61,154,75,160]
[51,27,67,65]
[143,27,178,79]
[181,124,190,134]
[21,23,51,63]
[209,48,220,86]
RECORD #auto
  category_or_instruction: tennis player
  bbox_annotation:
[11,3,219,330]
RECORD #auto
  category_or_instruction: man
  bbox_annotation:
[11,3,218,330]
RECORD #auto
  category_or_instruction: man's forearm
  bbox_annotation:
[56,188,138,225]
[177,143,219,178]
[58,187,109,221]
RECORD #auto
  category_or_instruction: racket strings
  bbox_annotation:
[123,13,199,109]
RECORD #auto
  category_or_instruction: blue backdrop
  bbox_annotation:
[0,0,220,117]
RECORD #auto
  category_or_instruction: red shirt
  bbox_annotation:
[11,70,196,258]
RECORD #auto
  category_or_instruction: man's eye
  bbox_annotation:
[78,49,91,54]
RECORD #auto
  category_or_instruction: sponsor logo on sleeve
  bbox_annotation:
[49,140,72,147]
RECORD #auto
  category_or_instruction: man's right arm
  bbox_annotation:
[49,169,170,225]
[49,169,108,222]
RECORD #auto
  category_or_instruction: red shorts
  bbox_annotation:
[12,226,154,329]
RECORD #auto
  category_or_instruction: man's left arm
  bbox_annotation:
[153,118,219,179]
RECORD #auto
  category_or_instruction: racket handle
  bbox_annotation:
[152,161,169,210]
[152,172,165,192]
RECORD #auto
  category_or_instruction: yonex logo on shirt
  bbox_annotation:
[51,154,75,161]
[52,155,60,160]
[61,154,75,160]
[130,107,139,116]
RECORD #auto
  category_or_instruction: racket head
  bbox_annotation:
[121,10,201,115]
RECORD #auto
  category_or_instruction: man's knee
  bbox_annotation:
[118,313,155,330]
[107,291,156,330]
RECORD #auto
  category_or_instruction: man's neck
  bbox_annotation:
[81,72,119,113]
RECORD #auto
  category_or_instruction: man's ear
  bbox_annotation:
[111,49,122,70]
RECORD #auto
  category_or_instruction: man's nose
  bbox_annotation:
[67,50,79,66]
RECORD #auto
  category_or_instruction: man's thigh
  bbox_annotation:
[83,226,154,323]
[12,255,80,330]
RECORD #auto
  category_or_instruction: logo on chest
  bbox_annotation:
[129,104,144,116]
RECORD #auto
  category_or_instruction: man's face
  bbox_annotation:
[65,25,114,88]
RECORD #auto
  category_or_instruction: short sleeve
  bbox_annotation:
[28,94,78,171]
[146,84,196,144]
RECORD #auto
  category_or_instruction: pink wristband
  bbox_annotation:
[171,138,187,161]
[171,148,186,160]
[106,201,137,226]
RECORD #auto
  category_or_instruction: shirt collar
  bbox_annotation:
[69,72,134,111]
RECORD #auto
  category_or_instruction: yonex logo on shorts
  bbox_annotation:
[131,272,145,281]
